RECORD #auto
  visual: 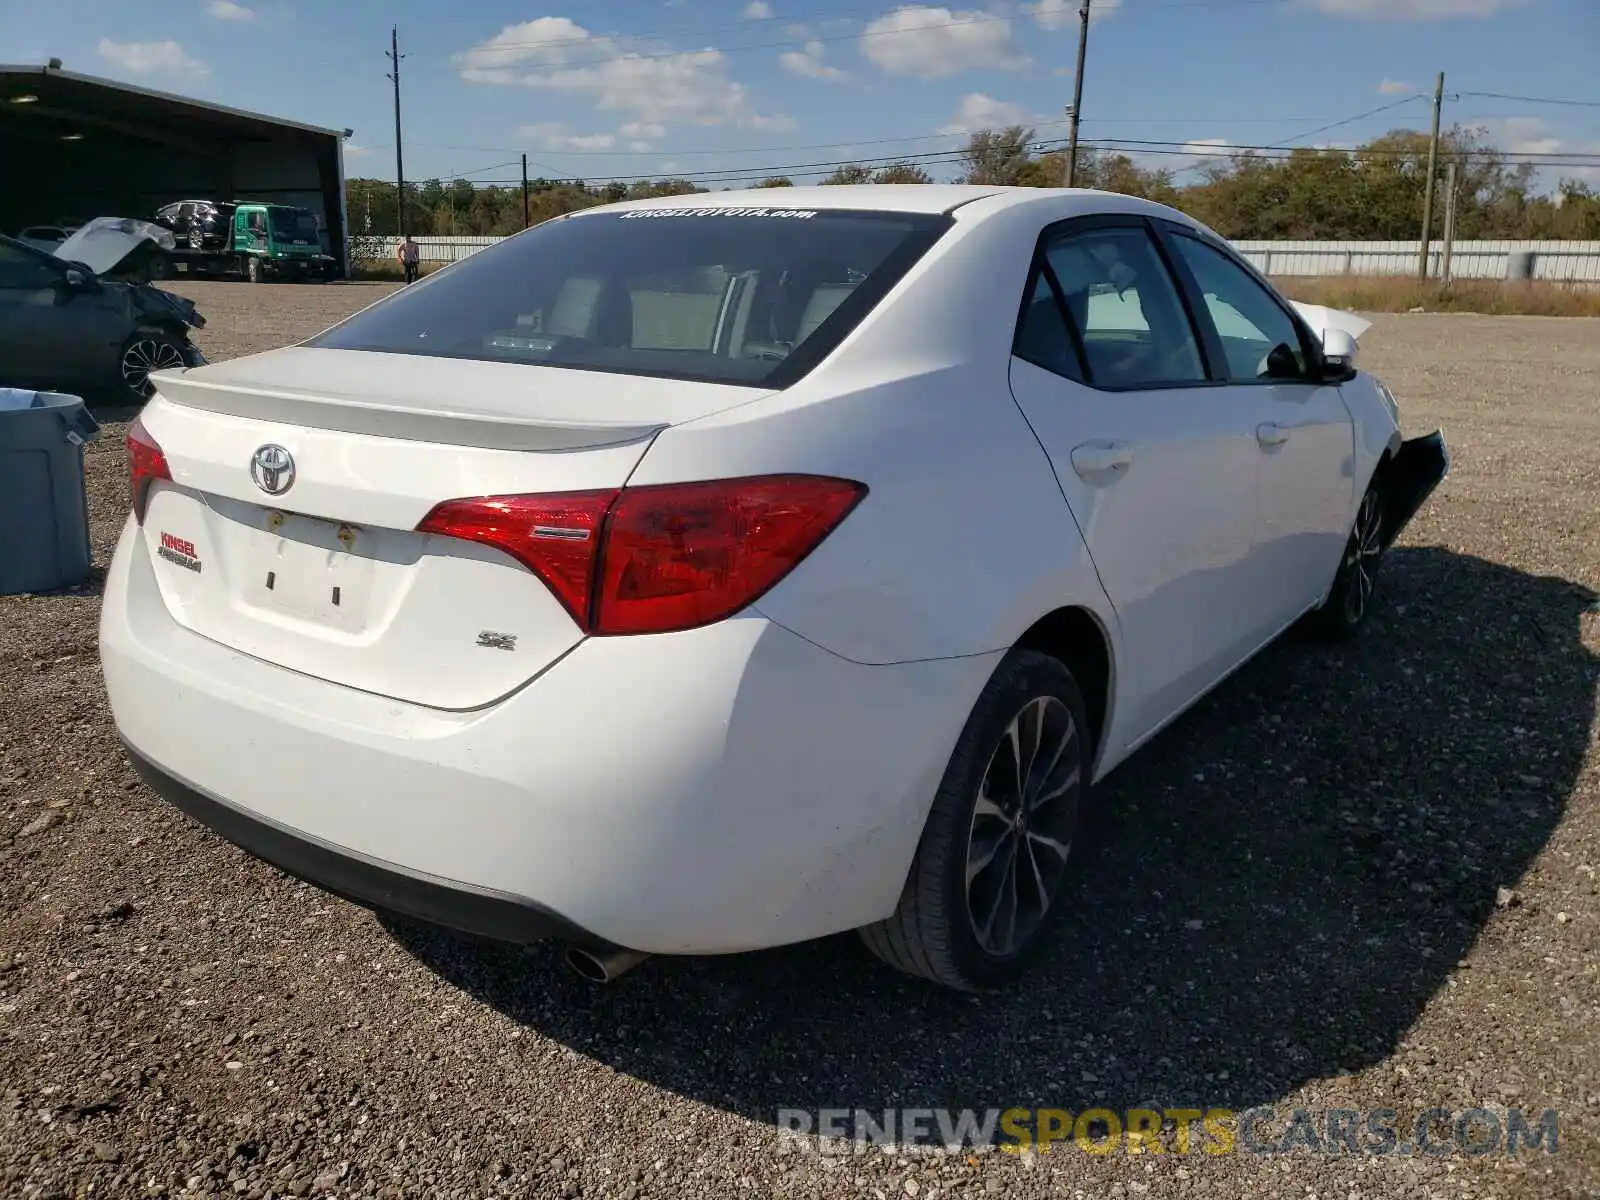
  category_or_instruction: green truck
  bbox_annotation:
[153,199,338,282]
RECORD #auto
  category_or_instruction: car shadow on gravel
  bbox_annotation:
[387,546,1597,1127]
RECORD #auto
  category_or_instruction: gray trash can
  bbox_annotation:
[0,389,102,595]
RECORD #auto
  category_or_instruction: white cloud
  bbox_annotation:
[619,121,666,140]
[344,143,372,157]
[938,92,1030,134]
[1376,78,1413,94]
[1304,0,1528,18]
[97,38,209,80]
[859,6,1026,78]
[456,18,793,130]
[518,121,617,151]
[1178,137,1232,159]
[1027,0,1122,29]
[205,0,257,21]
[781,40,849,81]
[742,0,773,17]
[1492,116,1561,156]
[1479,116,1600,186]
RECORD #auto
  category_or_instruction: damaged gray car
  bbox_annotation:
[0,218,205,406]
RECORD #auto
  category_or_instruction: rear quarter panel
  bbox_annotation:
[630,202,1121,669]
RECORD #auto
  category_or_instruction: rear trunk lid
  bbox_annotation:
[135,346,766,710]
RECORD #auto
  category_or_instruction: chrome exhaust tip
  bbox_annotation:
[564,945,649,984]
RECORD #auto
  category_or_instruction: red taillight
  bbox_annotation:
[126,416,172,523]
[416,490,618,627]
[595,476,865,635]
[414,474,865,636]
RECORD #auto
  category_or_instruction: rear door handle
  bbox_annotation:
[1070,440,1135,479]
[1256,422,1291,448]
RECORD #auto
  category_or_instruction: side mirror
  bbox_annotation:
[1318,327,1359,382]
[62,263,100,292]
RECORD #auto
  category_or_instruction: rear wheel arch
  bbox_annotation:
[1011,605,1112,766]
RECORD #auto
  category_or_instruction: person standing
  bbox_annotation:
[396,235,420,285]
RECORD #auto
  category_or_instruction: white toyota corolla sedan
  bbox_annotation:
[101,185,1447,991]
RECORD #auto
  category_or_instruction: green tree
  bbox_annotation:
[960,127,1036,185]
[873,162,933,184]
[821,164,875,185]
[757,176,796,187]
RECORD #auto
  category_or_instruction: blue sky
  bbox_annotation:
[3,0,1597,189]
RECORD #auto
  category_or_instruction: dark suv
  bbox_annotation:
[154,200,236,252]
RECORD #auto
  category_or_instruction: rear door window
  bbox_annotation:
[307,209,950,387]
[1042,227,1207,389]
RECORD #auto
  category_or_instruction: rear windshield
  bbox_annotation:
[306,208,951,387]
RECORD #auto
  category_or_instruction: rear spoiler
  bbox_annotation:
[150,371,666,453]
[1290,301,1372,345]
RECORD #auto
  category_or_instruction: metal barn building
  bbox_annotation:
[0,62,352,274]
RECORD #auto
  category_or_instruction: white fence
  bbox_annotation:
[372,236,501,264]
[1232,240,1600,283]
[373,234,1600,282]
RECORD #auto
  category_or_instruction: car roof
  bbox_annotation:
[578,184,1203,228]
[588,185,1005,216]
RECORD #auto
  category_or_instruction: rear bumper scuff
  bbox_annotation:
[126,744,612,950]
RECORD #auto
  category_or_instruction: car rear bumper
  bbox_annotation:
[125,744,598,947]
[100,516,994,954]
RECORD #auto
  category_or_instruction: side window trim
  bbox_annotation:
[1137,216,1222,383]
[1145,221,1230,383]
[1009,251,1090,384]
[1038,258,1091,384]
[1152,220,1322,384]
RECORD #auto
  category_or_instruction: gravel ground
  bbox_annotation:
[1,282,1597,1199]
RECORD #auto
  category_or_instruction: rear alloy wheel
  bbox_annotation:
[1308,483,1385,641]
[119,332,188,403]
[859,649,1089,991]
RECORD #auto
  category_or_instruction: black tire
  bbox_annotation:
[117,329,189,404]
[1306,481,1385,642]
[245,255,263,284]
[858,649,1090,991]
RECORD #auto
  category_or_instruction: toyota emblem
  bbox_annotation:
[251,444,296,496]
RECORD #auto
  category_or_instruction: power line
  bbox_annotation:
[436,0,1314,78]
[1269,94,1426,148]
[453,0,1289,62]
[397,132,1600,196]
[450,130,1600,192]
[1457,90,1600,109]
[1075,136,1600,160]
[359,112,1377,162]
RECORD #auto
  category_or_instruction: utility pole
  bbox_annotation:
[386,26,406,238]
[1440,160,1460,287]
[1065,0,1090,188]
[1416,70,1444,280]
[522,154,531,228]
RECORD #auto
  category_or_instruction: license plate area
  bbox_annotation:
[244,509,375,631]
